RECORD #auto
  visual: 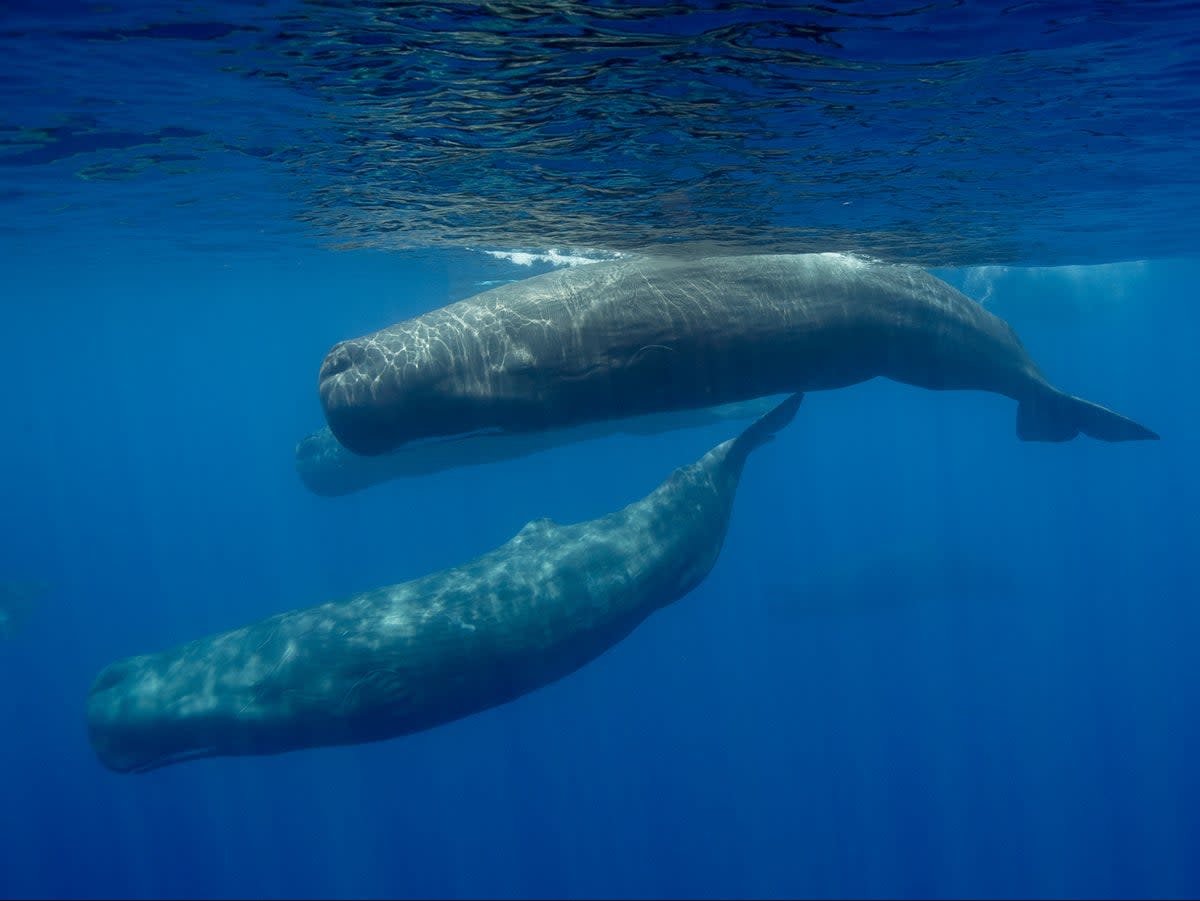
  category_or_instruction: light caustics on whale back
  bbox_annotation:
[86,394,805,774]
[316,253,1157,459]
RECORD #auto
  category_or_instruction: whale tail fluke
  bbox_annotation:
[706,393,805,485]
[1017,391,1159,443]
[734,393,805,453]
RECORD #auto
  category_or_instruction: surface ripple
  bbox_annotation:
[1,1,1197,265]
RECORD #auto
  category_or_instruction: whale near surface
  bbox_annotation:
[318,252,1157,457]
[295,397,776,497]
[86,394,804,773]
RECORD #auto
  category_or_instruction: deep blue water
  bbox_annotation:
[2,3,1199,900]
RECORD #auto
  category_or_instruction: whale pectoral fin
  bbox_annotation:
[1018,392,1159,443]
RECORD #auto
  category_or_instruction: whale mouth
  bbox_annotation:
[386,425,509,451]
[122,746,221,775]
[88,717,222,775]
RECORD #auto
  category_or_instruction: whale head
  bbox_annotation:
[318,337,412,456]
[318,334,495,457]
[85,642,306,774]
[86,657,226,774]
[86,624,401,774]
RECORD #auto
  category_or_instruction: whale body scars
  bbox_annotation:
[319,253,1156,456]
[86,395,804,773]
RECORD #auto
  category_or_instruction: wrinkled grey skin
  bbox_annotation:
[87,395,804,774]
[296,397,777,497]
[319,253,1156,457]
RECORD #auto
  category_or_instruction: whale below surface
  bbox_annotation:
[86,394,804,773]
[319,252,1157,457]
[295,397,778,496]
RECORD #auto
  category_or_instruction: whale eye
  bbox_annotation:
[490,344,536,376]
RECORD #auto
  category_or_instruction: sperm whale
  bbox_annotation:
[318,253,1156,457]
[87,394,804,773]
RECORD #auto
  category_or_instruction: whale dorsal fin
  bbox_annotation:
[514,517,559,540]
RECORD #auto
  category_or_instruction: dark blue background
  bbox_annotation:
[3,1,1199,896]
[1,246,1195,899]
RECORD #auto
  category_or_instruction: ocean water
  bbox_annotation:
[1,3,1198,899]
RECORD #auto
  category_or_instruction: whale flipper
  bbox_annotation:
[1017,391,1159,443]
